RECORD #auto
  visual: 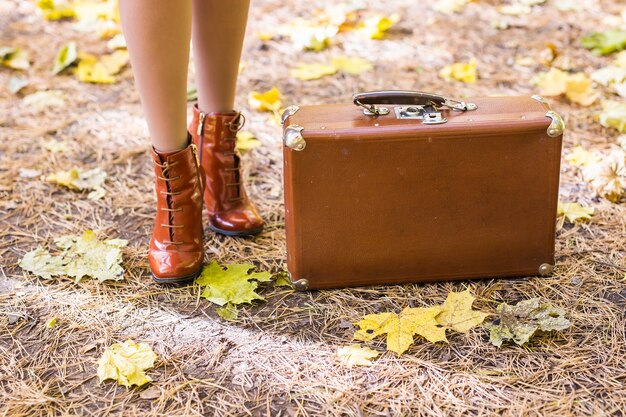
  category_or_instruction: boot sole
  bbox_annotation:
[152,266,203,284]
[209,224,264,237]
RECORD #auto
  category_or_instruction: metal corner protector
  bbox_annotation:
[284,124,306,151]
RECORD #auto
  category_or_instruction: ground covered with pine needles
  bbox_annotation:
[1,0,625,416]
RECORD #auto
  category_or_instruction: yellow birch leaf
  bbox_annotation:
[97,340,157,388]
[557,201,594,223]
[331,56,373,75]
[565,73,599,106]
[435,289,488,333]
[290,62,337,80]
[439,58,477,83]
[248,87,282,113]
[336,344,379,367]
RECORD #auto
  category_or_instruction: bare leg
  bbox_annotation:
[192,0,250,113]
[119,0,192,152]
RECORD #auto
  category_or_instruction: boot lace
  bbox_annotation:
[155,160,184,245]
[224,112,246,202]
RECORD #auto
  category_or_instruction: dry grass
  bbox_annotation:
[1,0,626,416]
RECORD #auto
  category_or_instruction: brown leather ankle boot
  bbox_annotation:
[149,137,205,283]
[188,103,264,236]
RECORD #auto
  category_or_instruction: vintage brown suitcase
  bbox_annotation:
[281,91,564,290]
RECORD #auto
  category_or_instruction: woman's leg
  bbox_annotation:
[191,0,250,112]
[119,0,192,152]
[188,0,264,236]
[119,1,204,284]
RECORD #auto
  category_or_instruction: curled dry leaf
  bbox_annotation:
[97,340,157,388]
[19,230,128,282]
[582,148,626,202]
[487,298,570,347]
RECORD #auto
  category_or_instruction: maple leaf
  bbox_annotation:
[487,298,570,347]
[195,261,272,306]
[97,340,157,388]
[46,167,107,199]
[336,344,379,367]
[19,230,128,282]
[581,29,626,56]
[557,201,594,224]
[353,306,445,355]
[216,303,238,321]
[439,58,477,83]
[435,289,488,333]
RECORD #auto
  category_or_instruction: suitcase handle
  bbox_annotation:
[352,90,477,115]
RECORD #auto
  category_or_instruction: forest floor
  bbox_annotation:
[1,0,626,416]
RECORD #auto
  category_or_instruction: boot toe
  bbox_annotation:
[210,209,265,235]
[149,250,204,282]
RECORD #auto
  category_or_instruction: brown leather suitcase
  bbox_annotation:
[281,91,564,290]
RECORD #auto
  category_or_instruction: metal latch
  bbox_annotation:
[394,106,448,124]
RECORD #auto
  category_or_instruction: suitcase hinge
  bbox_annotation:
[284,125,306,151]
[281,105,300,125]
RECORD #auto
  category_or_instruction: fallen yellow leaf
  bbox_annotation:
[354,306,445,355]
[439,58,478,83]
[331,56,373,75]
[435,289,488,333]
[336,344,379,367]
[557,201,595,223]
[565,73,599,106]
[97,340,157,388]
[290,62,337,80]
[565,146,600,166]
[248,87,282,113]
